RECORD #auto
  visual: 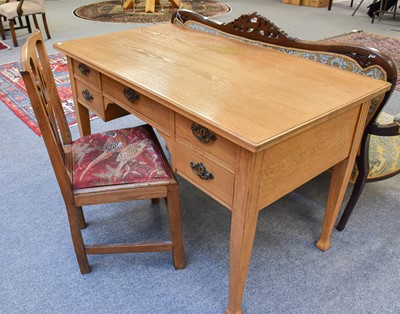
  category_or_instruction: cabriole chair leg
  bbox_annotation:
[336,173,367,231]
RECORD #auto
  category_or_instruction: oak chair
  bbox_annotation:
[172,9,398,231]
[19,31,186,274]
[0,0,50,47]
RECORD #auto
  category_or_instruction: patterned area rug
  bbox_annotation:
[0,41,10,51]
[326,31,400,91]
[0,53,95,136]
[74,0,230,23]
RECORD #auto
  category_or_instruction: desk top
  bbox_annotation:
[55,24,390,151]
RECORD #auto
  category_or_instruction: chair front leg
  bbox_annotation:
[0,18,5,40]
[336,135,371,231]
[336,169,367,231]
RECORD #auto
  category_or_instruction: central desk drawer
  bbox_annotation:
[101,75,171,131]
[175,114,239,169]
[175,140,234,208]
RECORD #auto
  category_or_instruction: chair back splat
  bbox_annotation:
[19,31,186,274]
[171,10,399,231]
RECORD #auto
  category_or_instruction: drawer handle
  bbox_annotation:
[190,161,214,180]
[78,63,90,75]
[123,87,140,103]
[82,89,94,102]
[191,123,217,144]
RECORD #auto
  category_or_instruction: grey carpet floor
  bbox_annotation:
[0,1,399,313]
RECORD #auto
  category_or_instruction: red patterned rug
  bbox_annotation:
[0,53,96,136]
[326,31,400,91]
[74,0,230,23]
[0,41,10,50]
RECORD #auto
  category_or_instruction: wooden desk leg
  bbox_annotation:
[66,56,91,137]
[226,205,259,314]
[75,103,91,136]
[316,158,352,251]
[145,0,155,13]
[226,150,263,314]
[316,101,369,251]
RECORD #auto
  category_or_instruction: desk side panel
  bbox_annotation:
[257,105,362,210]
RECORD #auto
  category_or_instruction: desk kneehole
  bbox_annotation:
[101,75,171,132]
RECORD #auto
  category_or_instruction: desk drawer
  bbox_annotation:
[72,60,100,88]
[101,75,171,131]
[175,114,239,169]
[75,80,104,117]
[175,140,234,208]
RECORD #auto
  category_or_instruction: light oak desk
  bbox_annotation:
[55,24,390,314]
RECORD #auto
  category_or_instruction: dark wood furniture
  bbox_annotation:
[19,31,186,274]
[372,0,400,22]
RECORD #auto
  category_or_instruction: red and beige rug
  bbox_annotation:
[326,31,400,91]
[0,41,10,51]
[0,53,95,136]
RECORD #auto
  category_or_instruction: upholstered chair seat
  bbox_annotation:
[367,112,400,180]
[72,126,172,190]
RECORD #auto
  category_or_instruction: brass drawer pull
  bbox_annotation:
[82,89,94,102]
[123,87,140,103]
[78,63,90,75]
[191,123,217,144]
[190,161,214,180]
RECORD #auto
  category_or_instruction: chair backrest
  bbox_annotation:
[16,0,45,17]
[172,10,397,135]
[19,31,73,203]
[28,0,45,7]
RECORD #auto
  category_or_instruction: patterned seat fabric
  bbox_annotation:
[367,112,400,180]
[72,126,171,189]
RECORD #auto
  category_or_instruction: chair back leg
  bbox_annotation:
[32,14,40,30]
[25,16,32,33]
[9,18,18,47]
[41,13,51,39]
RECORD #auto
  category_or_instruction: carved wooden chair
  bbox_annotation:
[0,0,50,47]
[18,31,186,274]
[172,9,398,231]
